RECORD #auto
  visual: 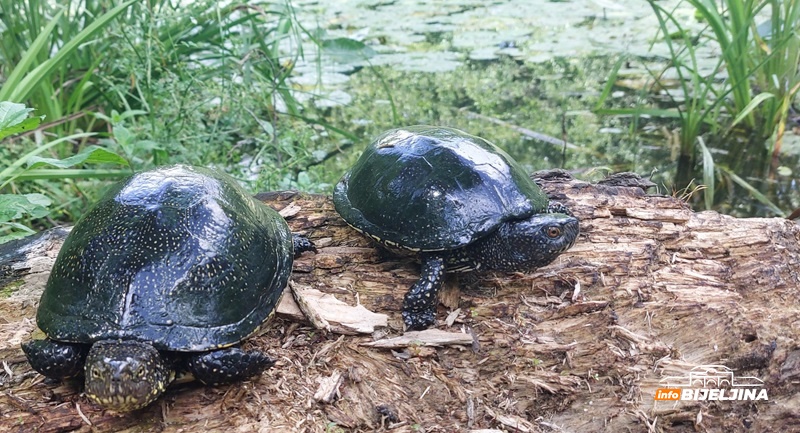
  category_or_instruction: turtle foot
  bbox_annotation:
[402,309,437,331]
[547,202,573,216]
[402,254,446,331]
[21,339,88,379]
[187,347,275,385]
[292,233,317,257]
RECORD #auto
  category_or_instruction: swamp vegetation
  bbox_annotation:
[1,0,799,243]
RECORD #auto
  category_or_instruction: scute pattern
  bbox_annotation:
[37,165,293,352]
[334,125,549,251]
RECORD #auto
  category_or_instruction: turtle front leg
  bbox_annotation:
[21,339,89,379]
[292,233,317,257]
[186,347,275,385]
[402,254,446,330]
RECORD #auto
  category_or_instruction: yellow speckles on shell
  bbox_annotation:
[37,165,293,354]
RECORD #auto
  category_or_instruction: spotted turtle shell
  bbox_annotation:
[37,165,292,352]
[333,125,549,251]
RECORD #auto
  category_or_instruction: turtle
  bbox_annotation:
[21,165,316,411]
[333,126,579,330]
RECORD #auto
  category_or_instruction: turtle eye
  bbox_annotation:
[546,226,561,238]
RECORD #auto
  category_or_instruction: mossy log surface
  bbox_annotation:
[1,172,799,433]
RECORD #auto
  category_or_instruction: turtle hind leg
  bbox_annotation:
[186,347,275,386]
[402,254,446,331]
[21,339,88,379]
[292,233,317,257]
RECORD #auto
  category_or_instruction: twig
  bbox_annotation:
[75,403,92,426]
[306,141,354,167]
[7,109,98,141]
[460,108,580,150]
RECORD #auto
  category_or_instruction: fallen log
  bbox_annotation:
[1,171,799,432]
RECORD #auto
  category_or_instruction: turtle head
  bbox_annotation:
[84,340,174,412]
[474,212,579,271]
[505,212,579,269]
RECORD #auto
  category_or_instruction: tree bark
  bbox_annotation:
[1,172,799,433]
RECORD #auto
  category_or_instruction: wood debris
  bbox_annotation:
[2,174,800,432]
[279,282,388,334]
[313,370,344,404]
[362,329,475,349]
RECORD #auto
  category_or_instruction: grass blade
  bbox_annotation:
[594,57,624,112]
[0,9,65,101]
[4,0,138,104]
[720,167,785,217]
[696,137,715,210]
[0,132,95,189]
[730,92,775,129]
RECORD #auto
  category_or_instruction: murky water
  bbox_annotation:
[289,0,799,218]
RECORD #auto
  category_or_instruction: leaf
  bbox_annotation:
[730,92,775,129]
[0,9,66,102]
[133,140,162,153]
[0,102,44,140]
[0,102,33,129]
[0,116,43,141]
[322,38,376,63]
[113,125,136,148]
[0,221,38,244]
[0,132,95,190]
[26,145,130,169]
[117,110,149,122]
[0,193,52,223]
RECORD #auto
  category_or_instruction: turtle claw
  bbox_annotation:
[187,347,275,385]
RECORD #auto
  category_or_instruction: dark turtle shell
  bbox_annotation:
[333,125,549,251]
[37,165,292,352]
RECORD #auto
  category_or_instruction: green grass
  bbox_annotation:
[595,0,799,215]
[750,0,800,157]
[0,0,353,242]
[0,280,24,298]
[0,0,139,134]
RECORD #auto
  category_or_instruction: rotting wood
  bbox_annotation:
[283,281,388,335]
[313,369,345,404]
[1,172,800,432]
[361,329,475,349]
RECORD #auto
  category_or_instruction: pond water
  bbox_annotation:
[292,0,715,72]
[287,0,800,218]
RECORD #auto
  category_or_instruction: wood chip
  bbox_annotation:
[280,282,388,334]
[288,281,331,331]
[445,308,461,327]
[485,407,532,433]
[278,202,301,218]
[313,370,344,404]
[571,279,581,302]
[75,402,92,426]
[362,329,475,349]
